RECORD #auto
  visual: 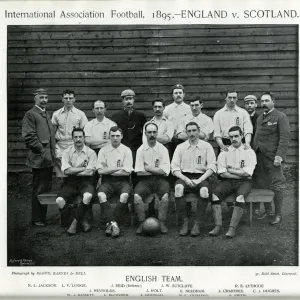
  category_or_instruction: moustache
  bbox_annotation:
[150,137,155,140]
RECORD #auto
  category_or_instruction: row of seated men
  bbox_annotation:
[21,86,290,239]
[56,123,256,239]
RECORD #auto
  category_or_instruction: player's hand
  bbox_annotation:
[244,143,251,150]
[144,162,150,171]
[192,178,202,186]
[221,145,229,152]
[184,178,194,187]
[274,156,282,167]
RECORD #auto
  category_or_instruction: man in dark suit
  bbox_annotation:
[253,92,290,225]
[22,88,56,226]
[111,89,147,166]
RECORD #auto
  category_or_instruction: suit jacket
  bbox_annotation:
[253,108,290,161]
[22,106,56,168]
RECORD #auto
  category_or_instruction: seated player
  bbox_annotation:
[171,122,217,237]
[55,128,97,235]
[134,123,171,234]
[97,126,133,238]
[210,126,257,238]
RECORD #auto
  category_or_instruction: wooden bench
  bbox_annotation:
[184,189,274,227]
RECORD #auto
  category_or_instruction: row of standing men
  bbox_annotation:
[22,85,290,238]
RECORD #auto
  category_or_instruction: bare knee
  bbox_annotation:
[56,197,66,209]
[120,193,129,204]
[134,194,143,204]
[200,187,209,198]
[236,195,245,203]
[175,184,184,198]
[97,192,107,203]
[83,192,92,205]
[212,194,219,202]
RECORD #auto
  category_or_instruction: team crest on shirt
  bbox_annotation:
[240,160,245,168]
[236,117,240,125]
[196,156,202,164]
[117,159,121,167]
[155,159,159,167]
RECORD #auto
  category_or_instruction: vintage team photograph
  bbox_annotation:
[7,24,298,266]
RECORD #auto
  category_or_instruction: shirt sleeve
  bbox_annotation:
[243,149,257,176]
[213,111,222,138]
[96,148,106,170]
[165,120,175,139]
[202,116,214,137]
[86,149,97,170]
[84,122,92,137]
[61,149,72,172]
[217,152,227,174]
[206,144,217,173]
[171,145,182,174]
[159,146,170,175]
[134,147,145,173]
[51,111,58,126]
[122,148,133,173]
[80,112,88,128]
[176,118,185,134]
[243,111,253,136]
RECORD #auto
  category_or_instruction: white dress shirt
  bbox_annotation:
[135,142,170,176]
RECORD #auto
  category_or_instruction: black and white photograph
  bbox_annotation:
[6,23,298,269]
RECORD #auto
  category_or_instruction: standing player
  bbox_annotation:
[52,89,88,176]
[134,123,171,234]
[176,95,214,142]
[244,94,260,216]
[210,126,257,238]
[164,84,192,157]
[22,88,56,226]
[213,88,253,152]
[55,128,97,235]
[142,98,174,151]
[171,122,217,237]
[253,92,290,225]
[97,126,133,237]
[84,100,116,155]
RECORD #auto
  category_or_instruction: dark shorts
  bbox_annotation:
[175,173,211,195]
[57,176,95,204]
[213,179,253,201]
[97,175,131,199]
[134,176,170,199]
[253,150,286,191]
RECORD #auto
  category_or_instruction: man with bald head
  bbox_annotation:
[84,100,116,155]
[134,122,171,234]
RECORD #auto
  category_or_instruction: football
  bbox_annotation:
[142,217,160,236]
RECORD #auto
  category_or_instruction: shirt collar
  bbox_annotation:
[173,102,185,107]
[62,106,75,113]
[94,117,107,124]
[224,104,238,112]
[187,139,202,149]
[124,107,134,115]
[71,145,87,154]
[263,108,275,116]
[228,144,243,152]
[250,111,256,117]
[144,142,159,151]
[35,105,45,112]
[108,143,122,152]
[150,116,167,122]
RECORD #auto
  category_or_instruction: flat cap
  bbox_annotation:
[33,88,48,96]
[121,89,135,97]
[172,84,184,91]
[244,94,257,102]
